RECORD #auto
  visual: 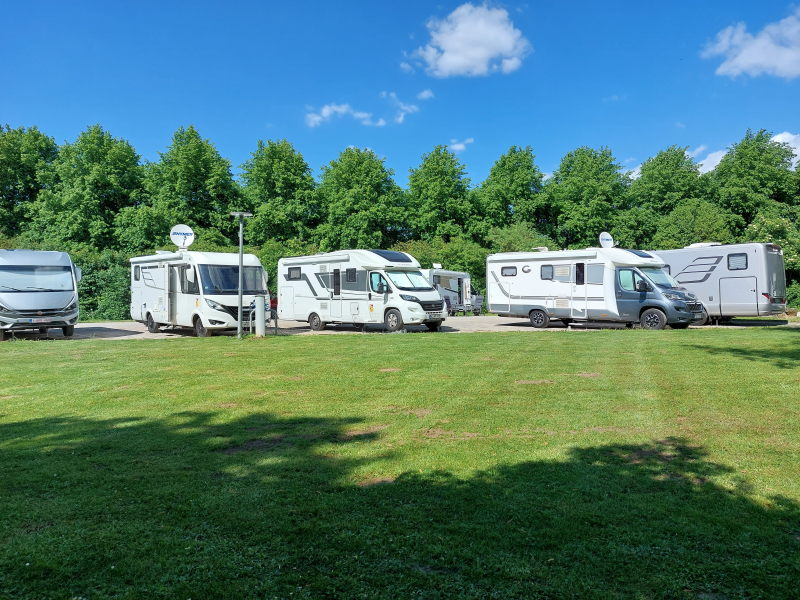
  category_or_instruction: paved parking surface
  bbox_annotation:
[2,315,795,341]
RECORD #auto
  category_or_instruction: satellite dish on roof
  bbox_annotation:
[599,231,614,248]
[170,224,195,249]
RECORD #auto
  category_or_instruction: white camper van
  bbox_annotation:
[650,243,786,322]
[278,249,447,332]
[486,246,703,329]
[0,249,82,339]
[130,250,268,336]
[420,267,483,315]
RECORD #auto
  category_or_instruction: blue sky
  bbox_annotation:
[2,1,798,185]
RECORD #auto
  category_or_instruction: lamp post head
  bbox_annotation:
[230,212,253,218]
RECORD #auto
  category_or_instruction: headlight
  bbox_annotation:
[663,292,682,301]
[399,294,420,303]
[205,298,225,311]
[0,302,10,312]
[63,299,78,311]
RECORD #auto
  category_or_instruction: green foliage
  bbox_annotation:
[23,125,142,251]
[256,238,319,293]
[713,129,796,225]
[70,249,131,320]
[651,199,741,249]
[242,140,319,244]
[393,236,489,292]
[315,147,404,251]
[484,222,554,253]
[546,147,629,248]
[611,207,660,249]
[628,146,704,214]
[742,202,800,279]
[0,125,58,237]
[475,146,544,236]
[408,146,474,241]
[786,281,800,308]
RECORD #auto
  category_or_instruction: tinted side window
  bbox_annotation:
[287,267,301,280]
[586,264,604,284]
[370,272,389,292]
[501,266,517,277]
[618,269,635,292]
[180,266,199,294]
[728,253,747,270]
[134,266,140,281]
[541,265,553,280]
[553,265,571,282]
[575,263,585,285]
[346,268,356,282]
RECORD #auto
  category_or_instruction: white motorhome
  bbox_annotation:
[0,249,82,339]
[420,267,483,315]
[486,246,703,329]
[650,243,786,322]
[278,249,447,332]
[130,250,268,336]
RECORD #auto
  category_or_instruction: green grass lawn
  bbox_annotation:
[1,328,799,599]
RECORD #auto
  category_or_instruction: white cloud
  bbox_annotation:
[400,61,414,73]
[686,145,707,159]
[305,104,385,128]
[416,88,435,100]
[380,91,419,124]
[772,131,800,167]
[627,164,642,180]
[675,121,686,129]
[702,8,800,78]
[412,3,531,77]
[697,149,727,173]
[602,94,625,103]
[448,137,474,152]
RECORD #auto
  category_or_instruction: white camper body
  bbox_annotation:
[650,243,787,319]
[0,249,82,338]
[278,249,447,331]
[420,268,483,315]
[130,250,268,336]
[486,247,703,329]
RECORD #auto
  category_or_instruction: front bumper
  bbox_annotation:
[0,310,79,330]
[664,302,703,324]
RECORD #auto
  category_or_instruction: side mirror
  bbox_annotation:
[636,280,649,292]
[378,284,389,294]
[186,268,195,283]
[75,266,83,282]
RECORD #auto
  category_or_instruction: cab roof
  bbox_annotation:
[487,247,665,267]
[279,249,421,270]
[0,249,75,267]
[130,250,263,266]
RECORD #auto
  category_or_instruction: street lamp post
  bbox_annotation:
[230,211,253,338]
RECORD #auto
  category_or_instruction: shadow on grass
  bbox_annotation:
[689,327,800,369]
[1,414,797,599]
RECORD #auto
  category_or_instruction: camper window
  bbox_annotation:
[346,268,357,283]
[541,265,553,280]
[618,268,646,292]
[501,266,517,277]
[370,272,390,293]
[180,266,199,295]
[287,267,301,280]
[586,264,604,284]
[134,266,140,281]
[553,265,571,282]
[727,253,747,270]
[575,263,585,285]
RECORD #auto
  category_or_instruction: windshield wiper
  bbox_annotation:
[0,285,23,291]
[24,287,64,291]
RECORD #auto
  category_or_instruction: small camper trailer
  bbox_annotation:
[420,267,483,315]
[650,243,786,322]
[0,249,82,339]
[486,239,703,329]
[130,250,268,336]
[277,249,447,331]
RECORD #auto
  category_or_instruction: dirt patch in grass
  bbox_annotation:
[408,408,432,417]
[575,372,601,378]
[223,352,239,357]
[422,428,480,440]
[379,368,401,372]
[285,375,305,381]
[219,436,288,454]
[341,424,389,439]
[219,402,238,408]
[515,379,554,385]
[357,476,395,487]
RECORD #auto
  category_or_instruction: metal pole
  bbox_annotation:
[237,216,244,339]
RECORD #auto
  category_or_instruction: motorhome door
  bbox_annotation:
[720,276,757,316]
[570,262,588,318]
[168,265,180,324]
[330,266,342,318]
[368,271,389,323]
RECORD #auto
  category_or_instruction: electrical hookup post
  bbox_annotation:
[230,212,253,338]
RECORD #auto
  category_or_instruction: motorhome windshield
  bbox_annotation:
[198,265,266,295]
[639,267,679,289]
[386,270,434,291]
[0,266,74,292]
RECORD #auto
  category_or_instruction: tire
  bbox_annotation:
[425,321,442,332]
[38,327,48,334]
[697,307,710,326]
[473,310,480,316]
[146,313,159,333]
[670,323,690,329]
[194,317,210,337]
[640,308,667,330]
[353,323,365,332]
[62,326,74,337]
[1,330,10,341]
[529,309,550,329]
[308,313,325,331]
[384,309,404,332]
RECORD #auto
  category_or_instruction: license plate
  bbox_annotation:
[28,318,51,323]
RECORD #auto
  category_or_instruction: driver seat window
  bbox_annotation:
[619,269,645,292]
[370,272,388,293]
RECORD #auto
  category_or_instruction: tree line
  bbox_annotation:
[1,124,799,319]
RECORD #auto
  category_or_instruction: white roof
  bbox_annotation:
[130,250,263,267]
[487,247,664,267]
[279,249,421,270]
[0,249,75,267]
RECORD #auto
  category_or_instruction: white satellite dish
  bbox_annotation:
[432,263,443,269]
[599,231,614,248]
[170,224,195,249]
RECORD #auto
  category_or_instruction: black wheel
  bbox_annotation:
[1,330,10,341]
[146,313,159,333]
[384,309,404,332]
[62,326,74,337]
[640,308,667,330]
[473,310,480,316]
[194,318,210,337]
[38,327,48,334]
[670,323,690,329]
[697,307,710,326]
[529,310,550,328]
[353,322,365,332]
[308,313,325,331]
[425,321,442,332]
